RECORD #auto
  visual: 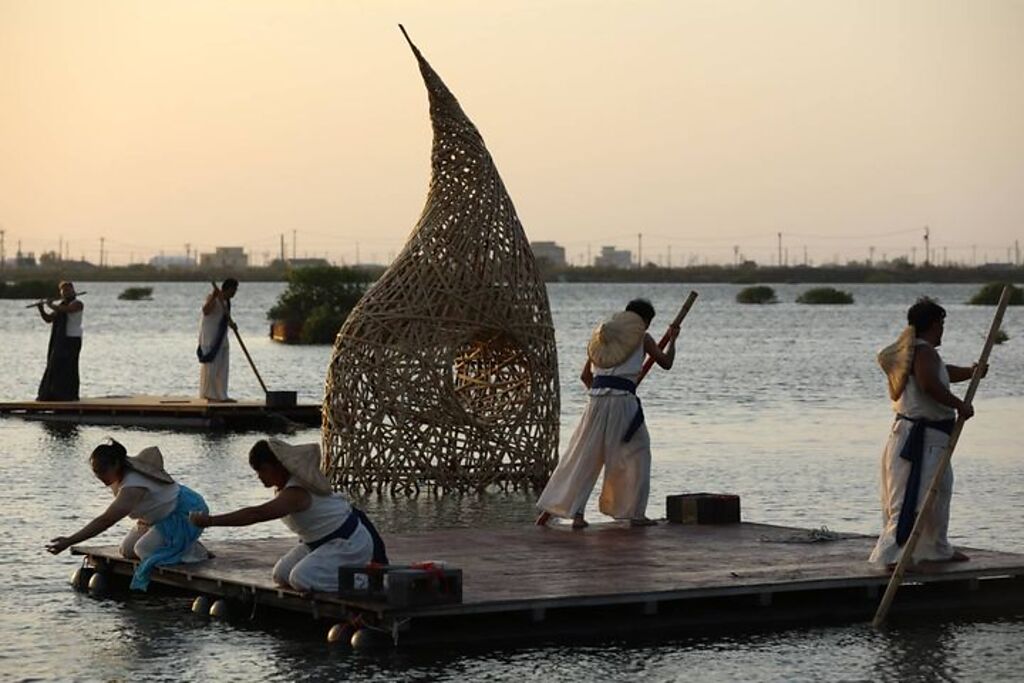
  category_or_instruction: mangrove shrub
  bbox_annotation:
[267,266,372,344]
[796,287,854,305]
[968,282,1023,306]
[736,286,777,304]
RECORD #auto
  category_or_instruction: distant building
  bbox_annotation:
[15,250,37,268]
[530,241,567,267]
[594,246,632,269]
[269,257,332,269]
[149,254,197,269]
[199,247,248,270]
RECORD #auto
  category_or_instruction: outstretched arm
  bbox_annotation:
[47,487,145,554]
[47,299,84,314]
[643,327,679,370]
[191,487,311,528]
[947,363,986,384]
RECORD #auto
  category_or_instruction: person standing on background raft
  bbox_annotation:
[190,439,388,592]
[46,439,211,591]
[870,297,986,569]
[198,278,238,401]
[536,299,679,529]
[35,280,84,401]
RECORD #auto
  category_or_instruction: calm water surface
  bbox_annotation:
[1,281,1022,681]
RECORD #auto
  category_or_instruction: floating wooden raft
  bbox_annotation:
[72,521,1024,646]
[0,395,320,431]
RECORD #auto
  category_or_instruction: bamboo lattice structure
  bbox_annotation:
[322,27,560,493]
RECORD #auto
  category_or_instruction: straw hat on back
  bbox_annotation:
[588,310,647,369]
[266,438,332,496]
[125,446,175,484]
[877,325,916,401]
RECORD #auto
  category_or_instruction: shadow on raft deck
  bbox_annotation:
[73,521,1024,646]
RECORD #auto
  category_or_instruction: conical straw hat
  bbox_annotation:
[266,438,332,496]
[588,311,647,369]
[877,325,916,401]
[125,446,174,484]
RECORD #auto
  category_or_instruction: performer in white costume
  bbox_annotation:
[870,297,983,568]
[47,439,210,591]
[198,278,238,401]
[536,299,678,529]
[191,439,389,592]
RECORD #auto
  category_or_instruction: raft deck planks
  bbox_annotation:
[0,395,320,430]
[73,521,1024,645]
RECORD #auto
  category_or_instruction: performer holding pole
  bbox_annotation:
[35,280,85,401]
[871,289,1010,627]
[197,278,238,401]
[536,294,695,529]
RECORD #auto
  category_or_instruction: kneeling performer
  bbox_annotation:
[191,439,388,592]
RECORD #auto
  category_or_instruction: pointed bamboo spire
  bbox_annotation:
[322,27,560,493]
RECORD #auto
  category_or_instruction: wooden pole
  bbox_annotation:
[871,286,1012,627]
[231,325,269,395]
[637,290,698,384]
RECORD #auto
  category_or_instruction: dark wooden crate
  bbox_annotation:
[338,564,463,608]
[666,493,741,524]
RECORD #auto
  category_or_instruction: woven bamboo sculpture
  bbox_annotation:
[322,27,560,494]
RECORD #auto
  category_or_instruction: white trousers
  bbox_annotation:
[199,343,230,400]
[273,523,373,592]
[119,521,209,563]
[868,418,955,565]
[537,393,652,521]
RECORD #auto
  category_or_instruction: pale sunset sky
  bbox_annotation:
[1,0,1022,267]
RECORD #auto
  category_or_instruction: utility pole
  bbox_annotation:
[292,230,297,260]
[733,245,739,266]
[59,236,63,261]
[777,232,782,267]
[869,245,875,266]
[637,232,642,268]
[100,237,105,268]
[280,234,286,263]
[943,246,947,266]
[922,226,930,266]
[667,244,672,269]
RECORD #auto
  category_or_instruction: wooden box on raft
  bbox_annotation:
[666,493,742,525]
[338,564,464,608]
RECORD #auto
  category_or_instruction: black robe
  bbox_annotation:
[37,308,81,401]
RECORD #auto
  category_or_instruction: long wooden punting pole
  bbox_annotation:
[637,290,699,385]
[872,285,1012,628]
[24,292,87,308]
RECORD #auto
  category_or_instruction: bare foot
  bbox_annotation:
[572,515,588,530]
[535,512,551,526]
[630,518,657,527]
[950,549,970,562]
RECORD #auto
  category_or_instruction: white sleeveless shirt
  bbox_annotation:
[280,477,352,543]
[65,306,84,337]
[894,338,956,421]
[590,341,645,396]
[112,471,179,524]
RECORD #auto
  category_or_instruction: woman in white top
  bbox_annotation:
[47,439,210,590]
[197,278,237,401]
[536,299,679,529]
[870,297,983,568]
[35,280,84,401]
[191,439,388,592]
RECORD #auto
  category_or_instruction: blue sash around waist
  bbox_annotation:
[590,375,645,443]
[305,507,389,565]
[895,413,955,547]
